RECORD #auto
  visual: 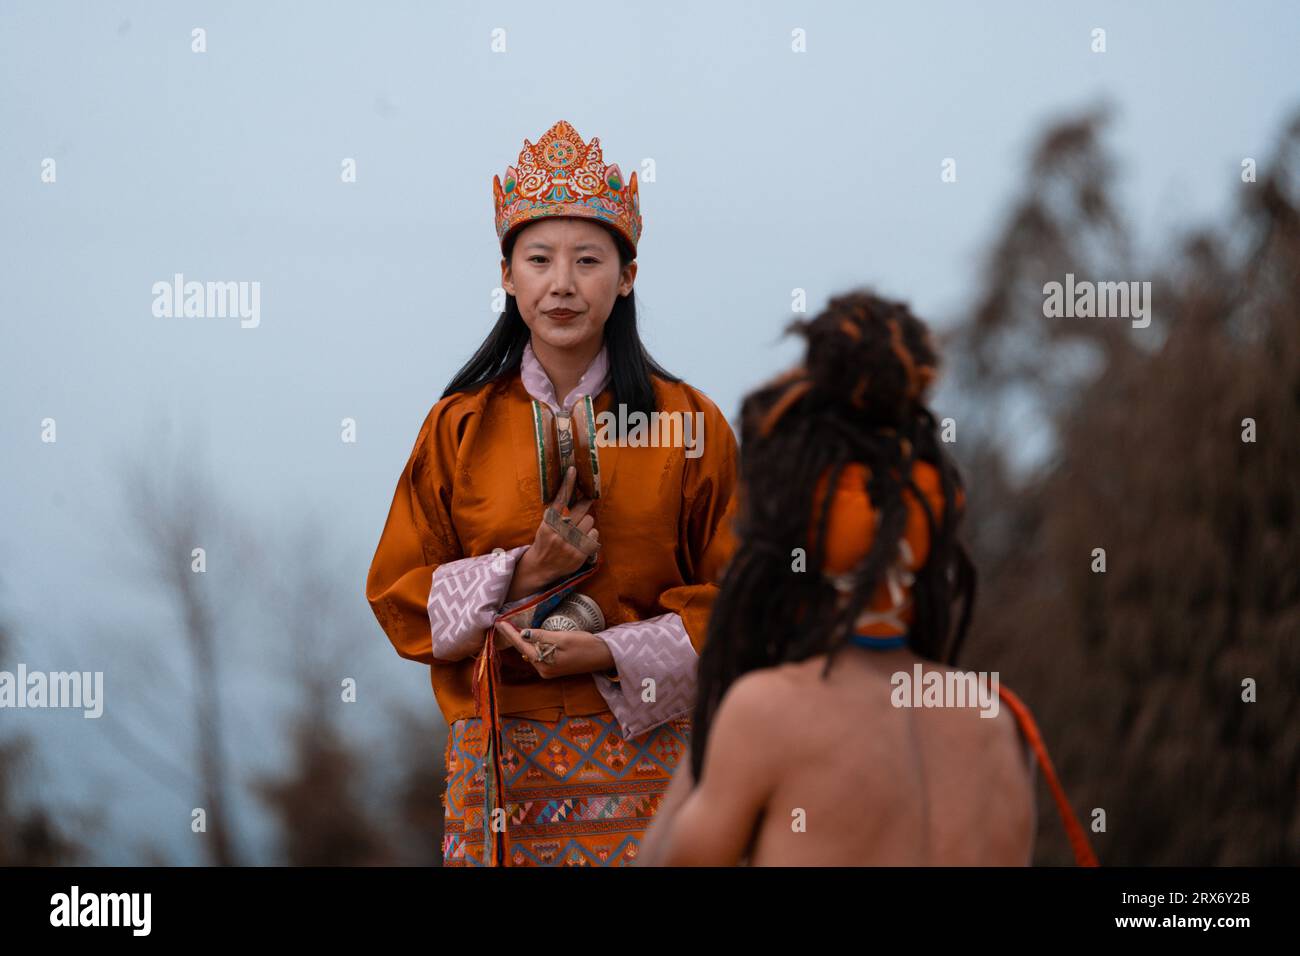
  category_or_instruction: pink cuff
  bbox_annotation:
[592,612,698,739]
[427,545,536,661]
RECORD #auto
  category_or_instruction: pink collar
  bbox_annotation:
[520,339,610,411]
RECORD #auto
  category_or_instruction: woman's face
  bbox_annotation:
[501,217,636,354]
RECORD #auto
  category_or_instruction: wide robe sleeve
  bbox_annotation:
[366,400,541,665]
[592,396,740,738]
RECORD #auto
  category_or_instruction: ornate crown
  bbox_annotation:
[493,120,641,256]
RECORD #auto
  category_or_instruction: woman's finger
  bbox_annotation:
[551,466,576,510]
[494,620,531,658]
[566,497,594,522]
[523,627,565,645]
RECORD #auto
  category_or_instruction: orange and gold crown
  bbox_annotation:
[493,120,641,256]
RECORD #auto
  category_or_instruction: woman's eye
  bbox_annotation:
[527,255,597,264]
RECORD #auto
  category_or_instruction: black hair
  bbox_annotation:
[690,289,977,781]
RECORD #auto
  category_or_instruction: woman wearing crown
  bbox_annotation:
[366,120,739,866]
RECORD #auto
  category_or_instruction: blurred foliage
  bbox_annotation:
[944,106,1300,864]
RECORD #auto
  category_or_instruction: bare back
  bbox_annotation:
[744,648,1036,866]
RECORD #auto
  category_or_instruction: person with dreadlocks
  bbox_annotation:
[637,289,1099,866]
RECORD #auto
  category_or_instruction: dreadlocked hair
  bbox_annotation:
[690,289,977,782]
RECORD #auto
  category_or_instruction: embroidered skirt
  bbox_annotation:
[441,710,691,866]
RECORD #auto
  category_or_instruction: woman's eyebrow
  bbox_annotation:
[522,242,604,252]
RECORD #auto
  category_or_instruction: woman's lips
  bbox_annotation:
[545,309,579,320]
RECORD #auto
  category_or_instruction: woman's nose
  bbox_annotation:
[550,262,576,292]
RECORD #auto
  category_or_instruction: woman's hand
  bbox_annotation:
[507,466,599,600]
[493,619,615,679]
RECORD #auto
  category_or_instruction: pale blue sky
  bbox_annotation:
[2,1,1297,863]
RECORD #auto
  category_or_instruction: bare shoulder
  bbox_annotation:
[689,668,794,811]
[721,656,851,732]
[925,666,1033,757]
[983,686,1036,805]
[977,681,1031,766]
[713,666,798,731]
[708,654,903,752]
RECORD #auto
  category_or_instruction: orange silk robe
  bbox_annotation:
[366,370,739,727]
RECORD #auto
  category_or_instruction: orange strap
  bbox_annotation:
[473,635,508,866]
[998,685,1099,866]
